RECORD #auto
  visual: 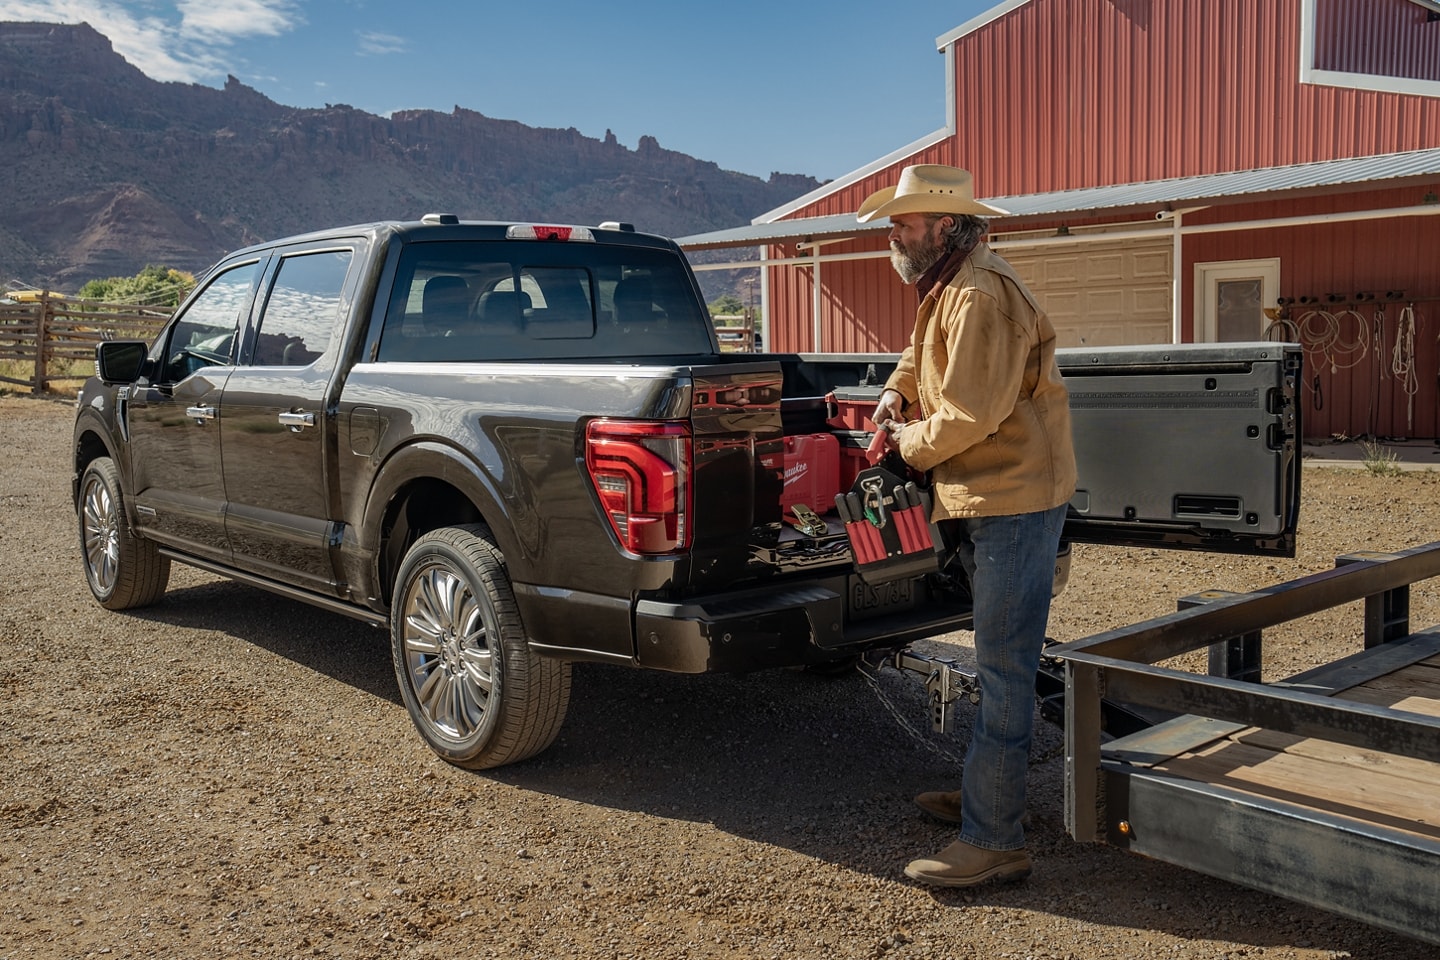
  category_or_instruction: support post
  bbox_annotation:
[1336,552,1410,647]
[1065,660,1104,842]
[1179,589,1263,682]
[32,290,50,394]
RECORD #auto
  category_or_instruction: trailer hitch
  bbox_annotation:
[875,640,1158,741]
[882,649,980,734]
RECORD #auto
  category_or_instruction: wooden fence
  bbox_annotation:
[0,294,171,392]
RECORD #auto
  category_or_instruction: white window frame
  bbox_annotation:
[1300,0,1440,99]
[1194,259,1281,343]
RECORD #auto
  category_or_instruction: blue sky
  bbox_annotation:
[0,0,999,182]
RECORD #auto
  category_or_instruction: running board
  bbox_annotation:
[157,549,388,628]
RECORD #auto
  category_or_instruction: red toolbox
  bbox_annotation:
[762,432,841,520]
[824,388,880,432]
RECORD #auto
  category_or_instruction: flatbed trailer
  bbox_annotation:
[1052,541,1440,945]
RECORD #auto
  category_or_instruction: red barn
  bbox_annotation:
[680,0,1440,441]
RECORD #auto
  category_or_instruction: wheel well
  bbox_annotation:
[74,430,111,503]
[378,477,487,605]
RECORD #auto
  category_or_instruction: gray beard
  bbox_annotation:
[889,239,945,285]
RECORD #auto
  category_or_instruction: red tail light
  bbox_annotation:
[584,419,691,554]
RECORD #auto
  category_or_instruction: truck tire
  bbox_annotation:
[77,457,171,610]
[391,524,571,769]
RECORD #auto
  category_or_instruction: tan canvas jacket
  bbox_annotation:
[883,242,1077,520]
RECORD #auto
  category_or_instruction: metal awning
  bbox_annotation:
[677,147,1440,251]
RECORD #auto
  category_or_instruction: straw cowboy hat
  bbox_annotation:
[856,164,1009,222]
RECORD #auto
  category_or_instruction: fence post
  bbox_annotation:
[32,290,50,394]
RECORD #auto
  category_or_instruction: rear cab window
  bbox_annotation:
[374,240,714,362]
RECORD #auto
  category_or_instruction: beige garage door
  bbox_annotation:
[1000,237,1173,348]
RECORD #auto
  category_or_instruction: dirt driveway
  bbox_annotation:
[3,393,1439,959]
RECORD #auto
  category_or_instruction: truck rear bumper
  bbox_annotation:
[632,574,974,673]
[521,546,1067,674]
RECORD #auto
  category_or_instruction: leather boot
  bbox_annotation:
[913,788,964,824]
[904,839,1032,888]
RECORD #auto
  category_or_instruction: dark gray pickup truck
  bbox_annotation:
[72,216,1301,769]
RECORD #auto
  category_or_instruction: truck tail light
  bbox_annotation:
[584,419,691,555]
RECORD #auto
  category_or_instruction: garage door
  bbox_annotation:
[1000,237,1173,348]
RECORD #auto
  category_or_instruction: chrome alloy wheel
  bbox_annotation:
[390,525,569,769]
[75,457,169,610]
[399,560,497,741]
[81,472,121,594]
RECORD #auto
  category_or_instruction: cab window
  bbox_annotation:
[251,250,353,367]
[159,261,260,382]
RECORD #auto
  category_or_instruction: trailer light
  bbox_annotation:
[506,224,595,242]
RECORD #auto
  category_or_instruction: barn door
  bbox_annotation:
[1195,259,1280,342]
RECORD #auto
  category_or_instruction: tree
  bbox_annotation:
[77,265,195,308]
[707,294,744,318]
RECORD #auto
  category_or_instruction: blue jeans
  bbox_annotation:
[941,503,1067,851]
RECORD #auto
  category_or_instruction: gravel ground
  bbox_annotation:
[3,391,1439,960]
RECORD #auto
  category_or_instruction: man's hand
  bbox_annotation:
[880,419,905,444]
[872,389,905,427]
[865,416,906,465]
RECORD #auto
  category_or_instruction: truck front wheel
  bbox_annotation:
[390,525,571,769]
[77,457,170,610]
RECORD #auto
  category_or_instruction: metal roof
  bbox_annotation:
[677,147,1440,251]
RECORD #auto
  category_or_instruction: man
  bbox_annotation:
[857,164,1076,887]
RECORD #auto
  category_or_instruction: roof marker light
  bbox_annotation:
[507,224,595,242]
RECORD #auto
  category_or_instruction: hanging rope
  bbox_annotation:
[1392,302,1418,433]
[1263,317,1300,342]
[1295,308,1368,374]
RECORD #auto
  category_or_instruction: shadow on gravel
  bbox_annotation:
[488,659,1430,959]
[115,579,1435,958]
[126,579,399,704]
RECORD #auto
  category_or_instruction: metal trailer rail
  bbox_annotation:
[1049,541,1440,945]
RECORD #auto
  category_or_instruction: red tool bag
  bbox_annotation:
[834,463,940,585]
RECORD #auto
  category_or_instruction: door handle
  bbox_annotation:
[185,404,216,424]
[278,410,316,432]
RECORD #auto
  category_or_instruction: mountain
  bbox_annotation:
[0,21,820,297]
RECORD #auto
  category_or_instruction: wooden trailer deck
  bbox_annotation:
[1054,543,1440,945]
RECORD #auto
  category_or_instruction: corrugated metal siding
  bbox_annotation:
[764,242,910,353]
[786,0,1440,219]
[760,0,1440,439]
[950,0,1440,196]
[1316,0,1440,81]
[1183,191,1440,439]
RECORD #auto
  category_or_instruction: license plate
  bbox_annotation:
[847,575,917,621]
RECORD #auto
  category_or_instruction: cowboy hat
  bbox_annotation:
[856,164,1008,222]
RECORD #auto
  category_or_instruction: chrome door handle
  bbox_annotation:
[185,404,216,424]
[278,410,316,432]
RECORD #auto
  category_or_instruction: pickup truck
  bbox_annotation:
[72,215,1302,770]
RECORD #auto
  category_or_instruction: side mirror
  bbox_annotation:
[95,340,151,384]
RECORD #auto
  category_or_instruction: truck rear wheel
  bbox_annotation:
[390,524,571,769]
[77,457,170,610]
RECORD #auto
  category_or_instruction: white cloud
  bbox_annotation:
[0,0,299,82]
[356,30,406,56]
[177,0,298,42]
